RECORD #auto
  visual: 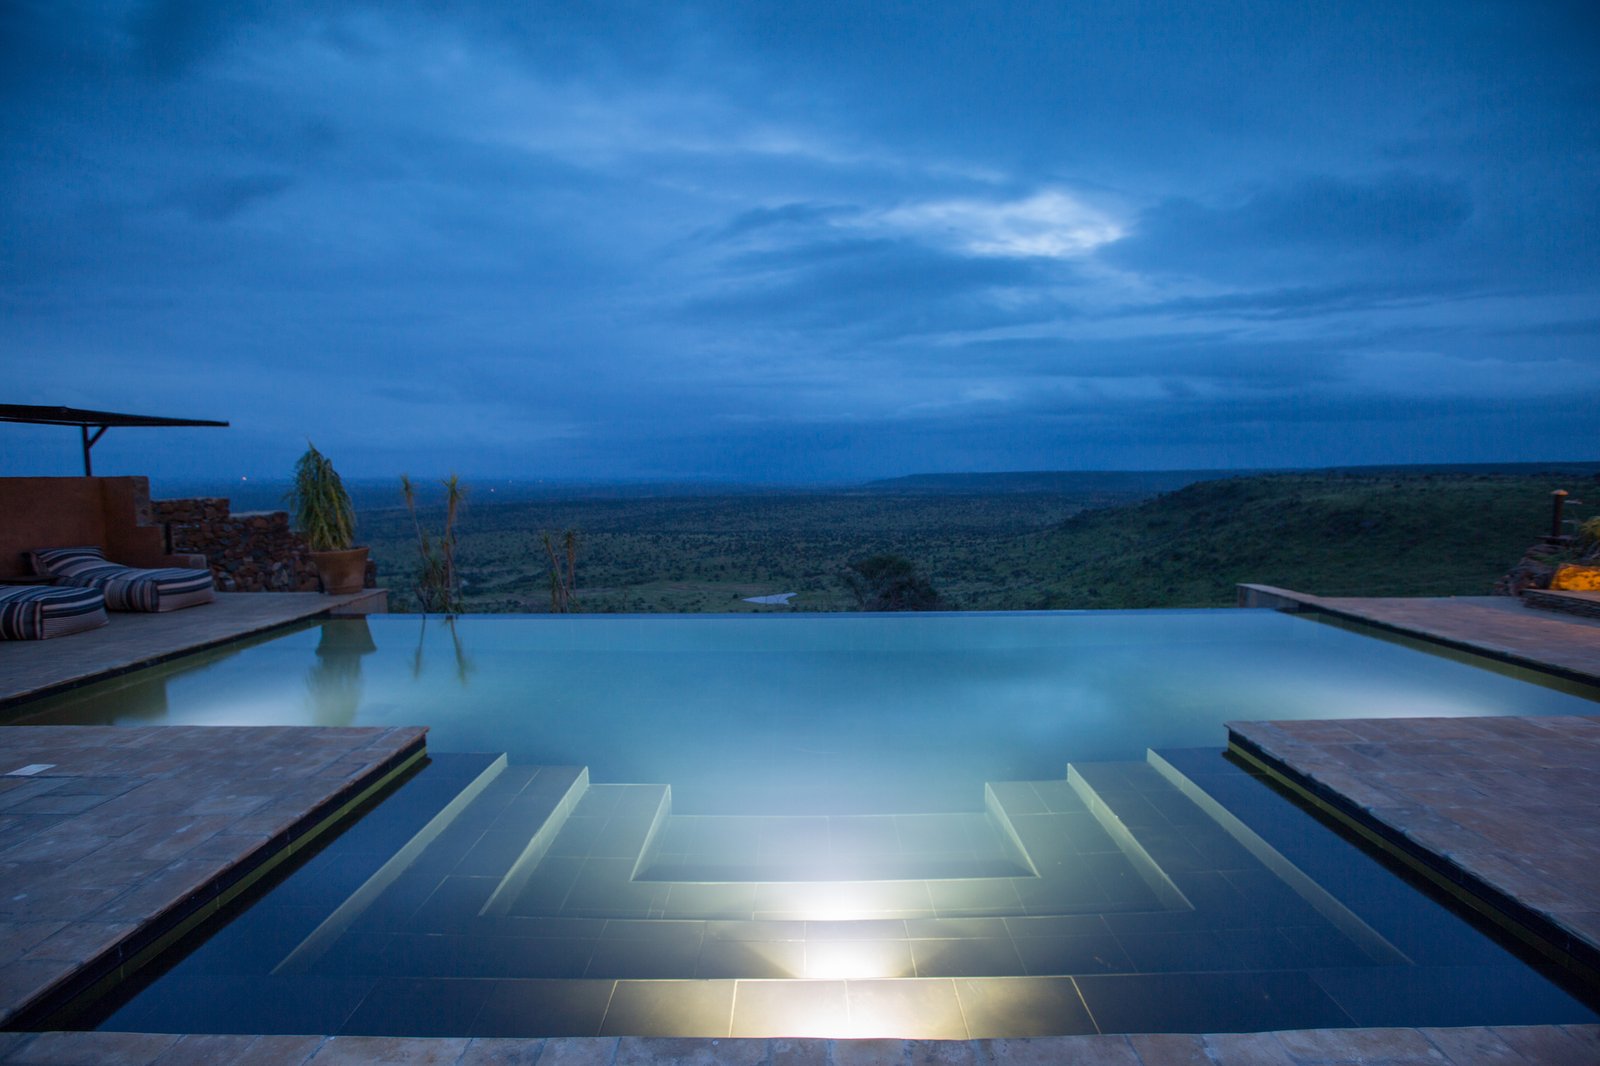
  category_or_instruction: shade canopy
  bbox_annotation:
[0,404,229,475]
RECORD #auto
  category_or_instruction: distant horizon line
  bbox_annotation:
[149,458,1600,487]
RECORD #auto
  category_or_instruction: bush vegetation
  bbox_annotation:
[358,471,1592,613]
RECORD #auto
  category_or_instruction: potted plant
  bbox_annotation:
[288,442,368,594]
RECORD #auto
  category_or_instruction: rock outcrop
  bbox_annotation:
[1496,532,1600,596]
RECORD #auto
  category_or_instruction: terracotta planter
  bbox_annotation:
[310,546,369,595]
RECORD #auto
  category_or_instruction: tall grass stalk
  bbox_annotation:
[542,528,580,612]
[401,473,466,614]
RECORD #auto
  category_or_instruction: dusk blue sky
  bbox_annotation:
[4,1,1597,483]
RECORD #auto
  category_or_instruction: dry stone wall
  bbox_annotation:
[152,497,375,592]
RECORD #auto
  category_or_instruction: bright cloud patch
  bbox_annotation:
[880,190,1123,259]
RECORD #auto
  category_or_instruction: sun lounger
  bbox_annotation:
[0,583,110,639]
[29,545,216,612]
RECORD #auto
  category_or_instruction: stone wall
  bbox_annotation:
[1495,535,1600,596]
[152,497,322,592]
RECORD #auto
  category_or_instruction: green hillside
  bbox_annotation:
[1004,473,1588,610]
[361,471,1593,612]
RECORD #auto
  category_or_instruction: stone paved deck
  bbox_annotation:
[1525,588,1600,621]
[1236,585,1600,685]
[0,591,386,707]
[0,725,426,1029]
[3,1026,1598,1064]
[1227,715,1600,976]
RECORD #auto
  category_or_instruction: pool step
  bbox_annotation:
[498,775,1167,921]
[305,761,1396,981]
[281,762,589,953]
[1075,756,1406,965]
[633,809,1034,882]
[126,755,1412,993]
[97,751,1591,1036]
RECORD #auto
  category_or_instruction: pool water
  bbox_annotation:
[12,609,1598,813]
[11,609,1600,1038]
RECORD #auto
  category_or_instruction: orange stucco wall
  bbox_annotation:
[0,476,182,578]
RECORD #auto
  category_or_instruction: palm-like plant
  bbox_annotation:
[290,442,356,552]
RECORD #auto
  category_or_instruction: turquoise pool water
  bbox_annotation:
[17,607,1599,1038]
[12,608,1597,815]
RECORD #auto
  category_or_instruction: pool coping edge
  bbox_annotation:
[2,735,429,1032]
[1223,728,1600,985]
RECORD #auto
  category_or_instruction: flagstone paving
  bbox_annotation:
[0,590,387,707]
[1228,715,1600,975]
[3,1025,1598,1064]
[1235,585,1600,685]
[0,725,426,1028]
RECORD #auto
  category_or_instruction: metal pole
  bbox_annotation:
[1551,489,1569,539]
[78,425,109,476]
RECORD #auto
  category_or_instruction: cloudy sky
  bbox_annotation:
[3,1,1597,482]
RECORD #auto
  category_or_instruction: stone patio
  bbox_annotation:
[0,725,426,1029]
[3,1025,1599,1064]
[1228,715,1600,977]
[0,591,386,706]
[1236,585,1600,685]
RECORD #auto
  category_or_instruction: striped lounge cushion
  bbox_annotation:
[0,584,109,640]
[30,546,216,613]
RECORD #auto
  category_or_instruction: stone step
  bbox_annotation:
[1522,587,1600,621]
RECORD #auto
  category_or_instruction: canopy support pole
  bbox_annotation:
[80,425,108,476]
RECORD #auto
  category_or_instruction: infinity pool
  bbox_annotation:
[11,608,1600,1038]
[11,608,1596,814]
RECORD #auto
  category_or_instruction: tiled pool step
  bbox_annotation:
[634,809,1033,882]
[505,779,1167,922]
[80,750,1600,1038]
[227,758,1399,983]
[1150,746,1600,1028]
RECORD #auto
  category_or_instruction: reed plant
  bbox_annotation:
[401,473,466,614]
[542,528,580,612]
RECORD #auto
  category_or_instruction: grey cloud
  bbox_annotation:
[1106,173,1474,279]
[684,238,1063,333]
[127,0,268,78]
[695,202,861,245]
[169,173,296,222]
[1125,279,1484,321]
[946,335,1348,390]
[1491,317,1600,340]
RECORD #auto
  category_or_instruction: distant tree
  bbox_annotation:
[542,528,580,612]
[844,554,942,611]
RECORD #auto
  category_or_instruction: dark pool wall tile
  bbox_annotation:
[1074,971,1354,1034]
[468,979,617,1038]
[341,977,496,1037]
